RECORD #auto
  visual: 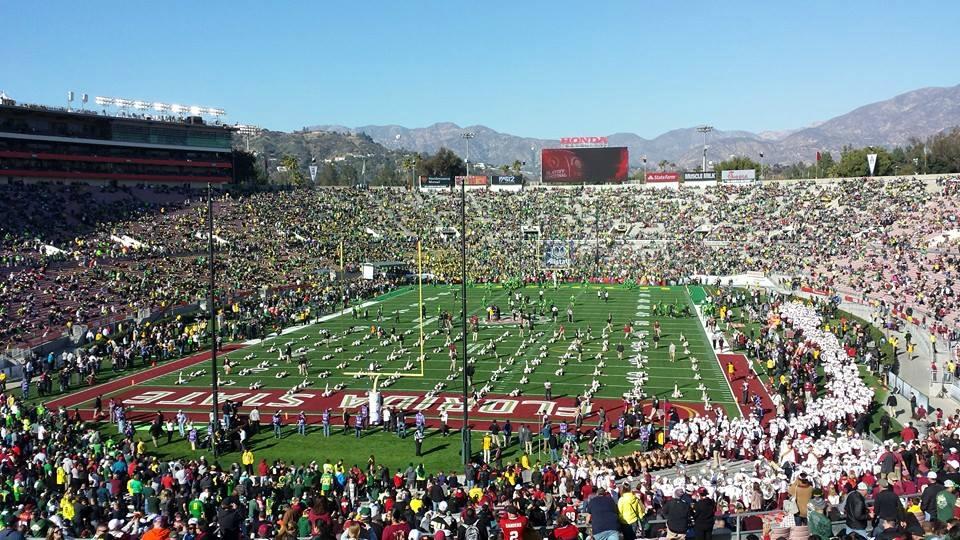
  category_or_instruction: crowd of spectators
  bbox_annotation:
[4,177,960,349]
[3,177,960,539]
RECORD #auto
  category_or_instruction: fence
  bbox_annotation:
[886,371,932,414]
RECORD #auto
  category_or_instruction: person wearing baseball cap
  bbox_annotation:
[935,480,958,522]
[921,472,945,521]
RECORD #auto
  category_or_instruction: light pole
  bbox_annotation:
[460,131,475,479]
[207,182,219,458]
[759,152,764,181]
[642,155,647,181]
[697,125,713,174]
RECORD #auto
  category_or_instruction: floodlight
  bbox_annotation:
[95,96,114,106]
[170,104,187,114]
[153,102,169,112]
[189,105,203,116]
[133,101,149,110]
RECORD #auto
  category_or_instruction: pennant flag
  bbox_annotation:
[816,151,821,162]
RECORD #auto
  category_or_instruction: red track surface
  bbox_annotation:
[718,353,776,422]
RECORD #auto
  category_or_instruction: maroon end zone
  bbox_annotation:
[58,385,712,428]
[45,343,716,428]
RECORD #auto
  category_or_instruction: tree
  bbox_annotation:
[511,160,523,175]
[500,164,510,174]
[316,163,339,186]
[715,155,761,173]
[657,159,668,171]
[927,127,960,174]
[833,146,893,177]
[418,147,466,177]
[232,150,263,185]
[816,151,836,177]
[278,154,306,185]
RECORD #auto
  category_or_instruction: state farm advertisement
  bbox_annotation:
[541,147,629,183]
[645,172,681,182]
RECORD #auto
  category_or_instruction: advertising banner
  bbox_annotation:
[720,169,757,184]
[559,136,609,147]
[490,175,522,186]
[490,175,523,191]
[645,172,680,182]
[541,147,629,183]
[543,240,574,268]
[683,171,717,181]
[867,153,878,176]
[419,176,453,189]
[454,175,489,187]
[308,165,318,182]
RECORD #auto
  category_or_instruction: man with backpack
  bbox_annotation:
[457,508,487,540]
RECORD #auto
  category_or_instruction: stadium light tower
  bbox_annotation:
[697,125,713,173]
[460,131,475,478]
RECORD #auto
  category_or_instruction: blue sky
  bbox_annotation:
[2,0,957,139]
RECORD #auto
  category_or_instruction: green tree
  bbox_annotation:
[511,160,523,175]
[927,127,960,174]
[231,150,263,185]
[399,154,420,189]
[316,163,339,186]
[833,146,893,177]
[500,164,510,174]
[715,155,761,173]
[817,151,836,177]
[278,154,306,185]
[419,147,466,177]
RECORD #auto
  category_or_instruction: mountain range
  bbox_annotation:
[310,83,960,169]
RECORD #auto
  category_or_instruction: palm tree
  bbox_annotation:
[511,160,522,175]
[657,159,668,171]
[500,164,510,174]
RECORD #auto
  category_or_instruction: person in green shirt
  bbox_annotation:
[936,481,958,522]
[297,514,312,538]
[320,471,334,495]
[189,497,204,520]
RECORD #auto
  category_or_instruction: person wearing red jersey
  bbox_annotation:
[560,499,578,524]
[498,505,528,540]
[551,515,579,540]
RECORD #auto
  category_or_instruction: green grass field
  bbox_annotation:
[149,284,737,411]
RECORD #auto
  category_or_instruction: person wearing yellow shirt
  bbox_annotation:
[56,466,67,487]
[468,485,483,502]
[242,449,255,474]
[617,484,645,533]
[520,454,531,470]
[482,434,493,463]
[59,494,75,521]
[410,496,423,514]
[503,470,517,486]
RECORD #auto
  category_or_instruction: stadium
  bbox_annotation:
[5,5,960,540]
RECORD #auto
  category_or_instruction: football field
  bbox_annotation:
[96,284,738,423]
